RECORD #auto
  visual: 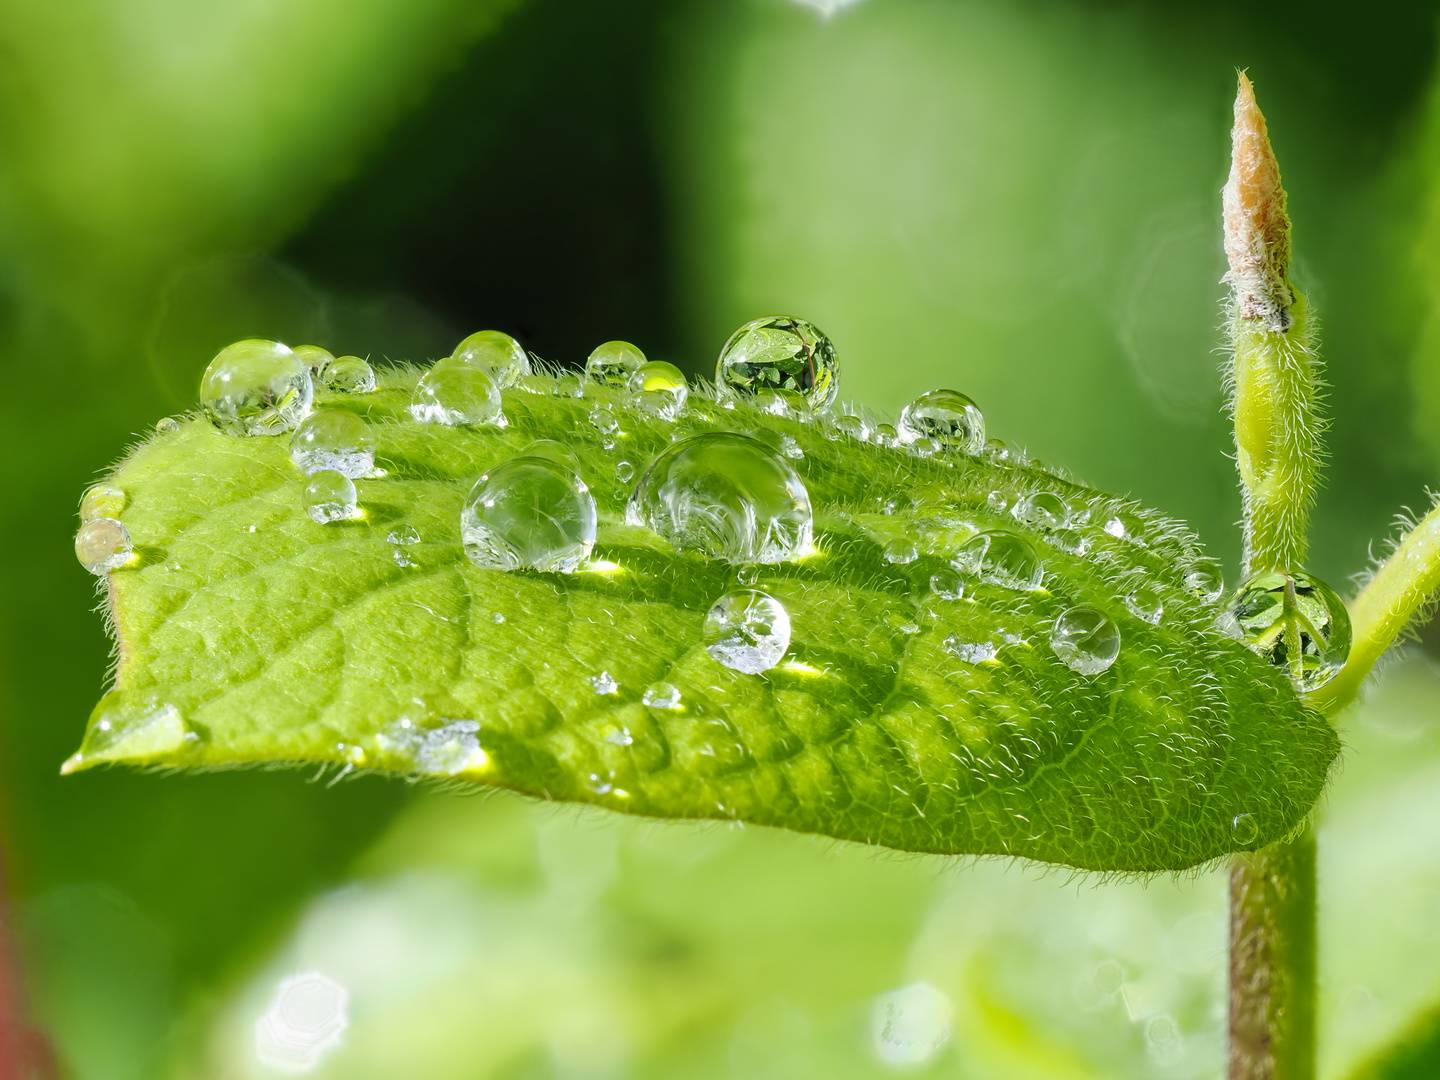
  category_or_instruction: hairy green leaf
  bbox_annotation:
[69,368,1337,872]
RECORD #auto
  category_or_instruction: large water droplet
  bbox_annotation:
[200,339,313,435]
[293,344,335,379]
[460,454,597,573]
[1013,492,1070,530]
[289,409,376,477]
[453,330,530,388]
[954,530,1043,590]
[628,361,688,421]
[585,340,647,386]
[626,433,813,564]
[410,360,505,427]
[703,589,791,674]
[1051,604,1122,675]
[716,315,839,411]
[76,518,133,574]
[303,470,360,524]
[80,483,126,523]
[1221,570,1351,692]
[321,355,375,394]
[897,389,985,454]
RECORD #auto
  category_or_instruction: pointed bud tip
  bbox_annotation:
[1223,71,1294,331]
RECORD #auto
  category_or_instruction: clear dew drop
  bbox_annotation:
[199,339,313,436]
[1050,604,1122,676]
[1125,585,1164,624]
[897,389,985,454]
[1013,491,1069,530]
[883,538,918,565]
[626,432,812,564]
[302,470,360,524]
[460,454,597,573]
[75,518,133,574]
[410,359,505,427]
[627,360,689,422]
[954,530,1043,591]
[832,413,868,440]
[703,589,791,674]
[289,409,376,477]
[1185,558,1225,604]
[1051,528,1087,556]
[716,315,839,412]
[874,422,899,447]
[930,568,964,600]
[292,344,335,379]
[615,460,635,483]
[589,406,619,434]
[590,671,619,695]
[392,548,414,568]
[753,388,801,416]
[452,330,530,388]
[80,483,126,523]
[585,340,647,386]
[321,355,376,394]
[154,416,180,436]
[379,718,485,776]
[909,435,941,457]
[553,373,584,398]
[1221,570,1352,692]
[1232,812,1259,846]
[945,635,996,663]
[642,682,683,710]
[387,524,421,545]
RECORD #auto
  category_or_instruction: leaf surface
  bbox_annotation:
[70,368,1338,871]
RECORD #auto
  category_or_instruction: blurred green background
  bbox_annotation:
[6,0,1440,1076]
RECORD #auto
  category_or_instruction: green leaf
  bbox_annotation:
[68,367,1337,872]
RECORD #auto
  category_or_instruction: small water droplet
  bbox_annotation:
[1102,510,1147,544]
[585,340,647,386]
[492,612,505,623]
[944,635,995,663]
[628,361,689,422]
[832,413,868,440]
[603,724,633,745]
[453,330,530,388]
[302,470,360,524]
[1185,558,1225,603]
[75,518,133,574]
[1013,491,1070,530]
[590,670,619,695]
[954,531,1043,591]
[392,548,413,568]
[871,982,953,1068]
[643,682,683,710]
[589,406,619,434]
[387,524,421,545]
[200,339,313,435]
[380,718,486,775]
[615,460,635,483]
[874,422,899,447]
[1231,812,1259,846]
[410,360,505,427]
[1125,585,1164,624]
[289,409,376,477]
[703,589,791,674]
[736,564,760,586]
[985,491,1007,513]
[909,435,942,457]
[779,435,803,459]
[930,569,964,599]
[1051,604,1122,675]
[461,455,597,573]
[292,344,335,379]
[626,432,813,564]
[883,538,918,564]
[1221,570,1351,692]
[716,315,839,411]
[897,389,985,454]
[1050,528,1087,556]
[553,373,584,398]
[154,416,180,436]
[321,355,375,394]
[586,772,614,794]
[80,483,126,523]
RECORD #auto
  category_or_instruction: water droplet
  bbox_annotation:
[874,422,899,447]
[1231,812,1259,846]
[590,671,619,695]
[461,455,597,573]
[779,435,803,459]
[154,416,180,436]
[292,344,335,379]
[492,612,505,623]
[930,569,964,599]
[1050,528,1087,556]
[626,433,813,564]
[380,718,486,775]
[642,682,683,710]
[1051,604,1122,675]
[586,772,614,794]
[1185,558,1225,603]
[1013,491,1070,530]
[736,564,760,586]
[585,340,647,386]
[945,635,996,663]
[883,538,918,564]
[199,339,313,435]
[387,524,421,545]
[703,589,791,674]
[832,413,868,440]
[615,460,635,483]
[289,409,376,477]
[453,330,530,388]
[628,361,688,422]
[589,406,619,434]
[75,518,133,574]
[392,548,414,568]
[80,483,126,523]
[1125,585,1164,624]
[909,435,942,457]
[954,531,1043,590]
[1102,510,1146,544]
[897,389,985,454]
[410,359,505,427]
[871,982,953,1068]
[302,470,360,524]
[603,724,633,746]
[753,388,801,416]
[716,315,839,411]
[553,373,584,398]
[321,355,376,394]
[1221,570,1352,692]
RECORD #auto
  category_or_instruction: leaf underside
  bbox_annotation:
[72,366,1338,872]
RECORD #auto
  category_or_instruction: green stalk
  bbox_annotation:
[1223,72,1321,1080]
